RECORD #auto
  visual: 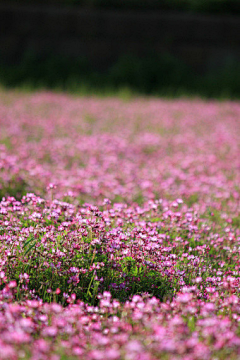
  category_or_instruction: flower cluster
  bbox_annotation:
[0,90,240,359]
[0,93,239,210]
[1,287,240,360]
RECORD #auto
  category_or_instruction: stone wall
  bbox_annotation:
[0,3,240,72]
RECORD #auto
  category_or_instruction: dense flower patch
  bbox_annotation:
[0,91,240,359]
[1,92,240,208]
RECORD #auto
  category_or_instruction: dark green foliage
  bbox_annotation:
[6,0,240,15]
[1,53,240,99]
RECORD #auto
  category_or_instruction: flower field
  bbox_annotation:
[0,90,240,360]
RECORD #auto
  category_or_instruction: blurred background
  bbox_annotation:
[0,0,240,98]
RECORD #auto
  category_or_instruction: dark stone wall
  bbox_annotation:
[0,3,240,72]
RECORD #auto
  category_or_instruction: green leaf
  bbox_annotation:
[24,241,37,256]
[187,316,196,332]
[23,235,35,249]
